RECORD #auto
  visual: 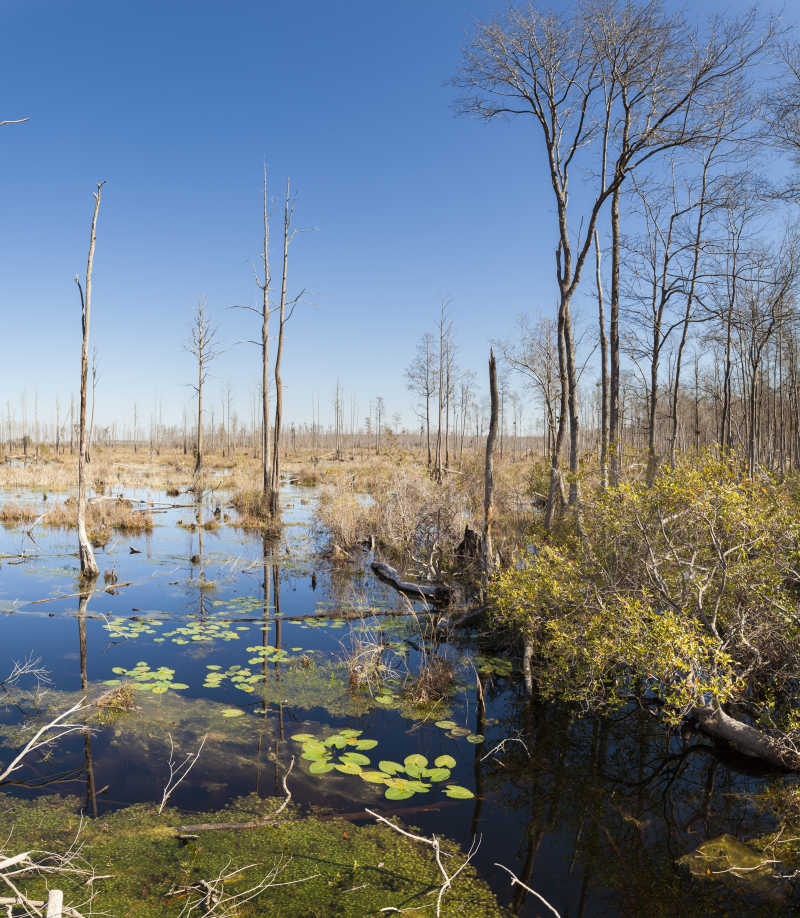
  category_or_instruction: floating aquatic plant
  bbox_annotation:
[104,662,188,694]
[473,654,513,677]
[104,616,164,640]
[290,733,474,801]
[433,720,484,744]
[163,620,249,644]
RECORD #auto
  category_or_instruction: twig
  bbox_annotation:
[494,863,561,918]
[0,699,90,784]
[366,809,480,918]
[173,758,294,834]
[159,734,207,813]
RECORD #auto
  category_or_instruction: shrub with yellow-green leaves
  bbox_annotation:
[492,453,800,729]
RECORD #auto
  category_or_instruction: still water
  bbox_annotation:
[0,482,791,916]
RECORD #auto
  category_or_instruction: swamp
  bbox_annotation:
[8,0,800,914]
[0,449,799,916]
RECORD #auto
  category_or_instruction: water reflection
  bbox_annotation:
[0,484,794,915]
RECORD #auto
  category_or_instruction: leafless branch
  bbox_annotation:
[494,862,561,918]
[0,699,90,784]
[159,733,207,813]
[366,809,480,918]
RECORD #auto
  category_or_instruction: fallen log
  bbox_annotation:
[692,704,799,770]
[370,561,451,604]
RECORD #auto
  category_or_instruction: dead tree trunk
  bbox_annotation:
[87,345,98,464]
[595,229,609,488]
[186,302,219,475]
[271,178,298,515]
[260,168,272,500]
[482,348,499,579]
[74,182,104,581]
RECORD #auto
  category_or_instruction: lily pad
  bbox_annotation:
[443,784,474,799]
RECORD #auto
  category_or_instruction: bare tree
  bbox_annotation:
[734,236,799,473]
[74,182,104,580]
[87,344,99,463]
[433,301,452,481]
[457,1,769,498]
[271,178,303,514]
[483,348,499,578]
[406,332,438,466]
[186,300,220,473]
[500,316,561,471]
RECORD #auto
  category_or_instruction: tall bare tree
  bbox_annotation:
[74,182,104,580]
[457,1,769,501]
[406,333,438,466]
[186,300,219,473]
[87,345,99,463]
[271,178,303,514]
[483,348,499,578]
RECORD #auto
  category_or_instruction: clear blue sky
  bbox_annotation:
[0,0,784,434]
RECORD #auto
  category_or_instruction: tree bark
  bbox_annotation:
[261,166,272,499]
[692,704,798,770]
[75,183,103,581]
[270,178,291,515]
[608,183,622,486]
[595,230,609,489]
[482,348,499,578]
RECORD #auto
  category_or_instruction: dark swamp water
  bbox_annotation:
[0,481,794,916]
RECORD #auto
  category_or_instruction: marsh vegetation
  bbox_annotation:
[10,0,800,915]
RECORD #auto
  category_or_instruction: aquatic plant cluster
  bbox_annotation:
[291,730,474,800]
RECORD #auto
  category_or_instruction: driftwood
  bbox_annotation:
[692,705,799,770]
[174,759,294,837]
[0,892,85,918]
[370,561,451,604]
[25,582,133,605]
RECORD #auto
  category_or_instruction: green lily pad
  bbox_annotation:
[353,739,378,750]
[424,768,451,782]
[466,734,484,744]
[443,784,474,799]
[385,785,414,800]
[341,752,371,766]
[378,760,403,775]
[308,761,335,774]
[434,754,456,769]
[335,762,363,775]
[448,727,471,737]
[360,771,390,784]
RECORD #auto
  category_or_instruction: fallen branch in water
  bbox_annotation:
[160,733,207,813]
[370,561,451,605]
[691,704,800,770]
[0,698,90,784]
[0,818,104,918]
[173,758,294,837]
[25,582,133,605]
[494,862,561,918]
[366,808,480,918]
[170,855,318,918]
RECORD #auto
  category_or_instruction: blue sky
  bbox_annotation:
[0,0,786,434]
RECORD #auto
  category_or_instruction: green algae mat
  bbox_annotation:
[0,792,506,916]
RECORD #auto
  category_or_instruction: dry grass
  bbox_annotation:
[41,497,153,546]
[230,488,280,534]
[0,501,41,525]
[0,445,262,493]
[341,621,399,694]
[402,657,456,705]
[307,446,539,572]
